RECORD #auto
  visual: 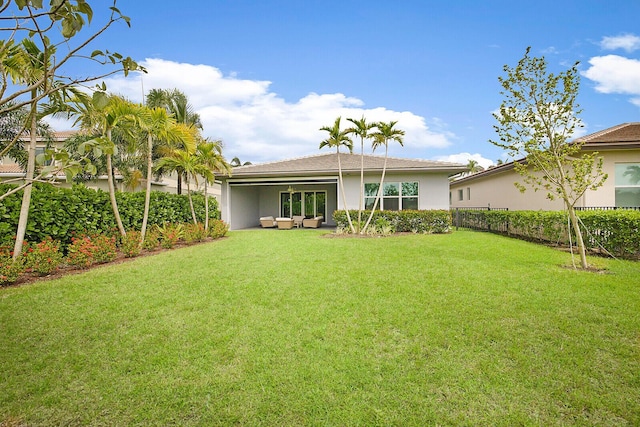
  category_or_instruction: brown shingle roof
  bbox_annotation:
[576,122,640,146]
[223,153,466,178]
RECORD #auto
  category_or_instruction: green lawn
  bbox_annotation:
[1,229,639,426]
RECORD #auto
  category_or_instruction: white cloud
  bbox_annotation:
[98,58,455,163]
[582,55,640,99]
[433,152,495,170]
[599,34,640,52]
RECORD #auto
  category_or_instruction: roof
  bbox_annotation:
[451,122,640,186]
[219,152,467,179]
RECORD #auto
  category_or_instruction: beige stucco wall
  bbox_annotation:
[450,149,640,210]
[341,171,453,211]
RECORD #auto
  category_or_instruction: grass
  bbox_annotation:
[1,229,639,426]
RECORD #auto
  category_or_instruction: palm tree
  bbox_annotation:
[196,139,231,230]
[362,120,405,234]
[466,159,484,176]
[66,92,142,238]
[319,117,355,233]
[230,156,252,167]
[146,88,202,194]
[138,107,196,244]
[156,147,208,225]
[346,116,376,233]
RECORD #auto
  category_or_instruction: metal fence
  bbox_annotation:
[453,207,509,231]
[575,206,640,211]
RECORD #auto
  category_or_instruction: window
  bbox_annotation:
[364,181,418,211]
[458,189,463,201]
[615,163,640,207]
[467,187,471,201]
[280,190,326,218]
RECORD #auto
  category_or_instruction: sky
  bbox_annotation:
[45,0,640,168]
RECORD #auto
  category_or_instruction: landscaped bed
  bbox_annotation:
[1,229,638,425]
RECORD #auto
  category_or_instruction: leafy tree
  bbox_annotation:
[346,116,376,233]
[490,47,607,269]
[362,120,405,233]
[0,0,143,258]
[319,117,355,233]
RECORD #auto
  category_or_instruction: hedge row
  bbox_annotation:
[454,209,640,259]
[0,183,219,249]
[333,209,452,234]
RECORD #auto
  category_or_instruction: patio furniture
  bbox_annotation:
[292,215,304,228]
[276,217,295,229]
[302,216,324,228]
[260,216,277,228]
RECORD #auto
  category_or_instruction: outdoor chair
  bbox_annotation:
[302,216,324,228]
[260,216,277,228]
[276,217,295,229]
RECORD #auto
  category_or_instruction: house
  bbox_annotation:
[449,122,640,210]
[216,152,467,230]
[0,131,221,199]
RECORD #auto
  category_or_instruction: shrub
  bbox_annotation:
[184,223,207,243]
[119,231,142,258]
[333,209,452,234]
[157,223,184,249]
[142,227,161,251]
[0,253,25,285]
[25,237,64,276]
[66,234,117,268]
[0,183,220,249]
[208,219,229,239]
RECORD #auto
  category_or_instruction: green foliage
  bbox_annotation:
[455,209,640,259]
[0,252,25,285]
[333,209,452,234]
[24,237,64,275]
[156,223,184,249]
[0,183,219,249]
[118,230,141,258]
[183,222,207,243]
[208,219,229,239]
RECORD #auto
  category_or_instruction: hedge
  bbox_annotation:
[453,209,640,259]
[333,209,452,234]
[0,183,219,249]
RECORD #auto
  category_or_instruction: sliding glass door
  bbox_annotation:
[280,190,326,219]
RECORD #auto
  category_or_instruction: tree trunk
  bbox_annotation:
[177,173,182,195]
[362,145,388,233]
[567,203,589,269]
[186,178,197,224]
[12,100,37,260]
[204,180,209,231]
[140,134,153,247]
[337,149,355,233]
[358,138,364,234]
[105,129,126,238]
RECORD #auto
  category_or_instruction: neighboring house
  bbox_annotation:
[0,131,221,199]
[450,122,640,210]
[216,152,466,230]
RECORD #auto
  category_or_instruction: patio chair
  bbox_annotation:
[276,217,295,229]
[260,216,277,228]
[302,216,324,228]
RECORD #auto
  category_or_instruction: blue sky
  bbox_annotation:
[52,0,640,166]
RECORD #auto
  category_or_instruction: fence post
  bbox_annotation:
[487,204,491,232]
